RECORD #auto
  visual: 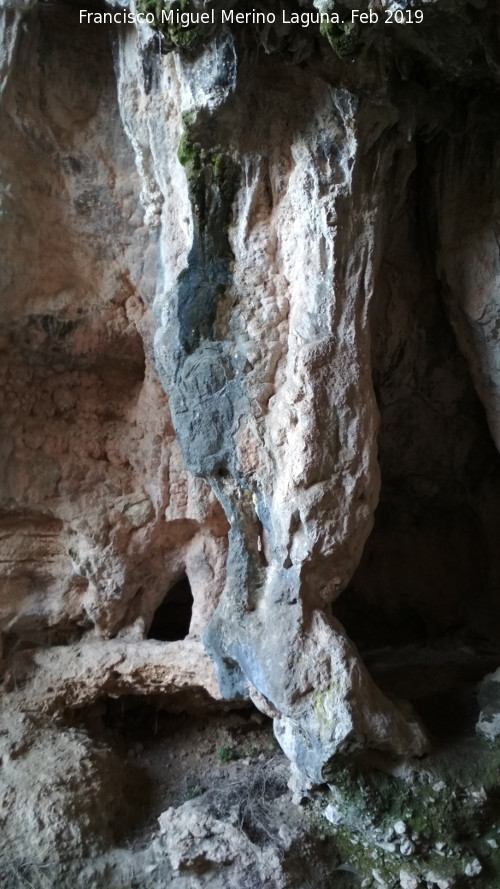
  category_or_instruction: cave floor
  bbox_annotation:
[3,637,500,888]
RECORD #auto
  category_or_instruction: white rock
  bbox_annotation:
[399,838,416,856]
[323,804,343,826]
[399,871,419,889]
[426,871,453,889]
[464,858,482,877]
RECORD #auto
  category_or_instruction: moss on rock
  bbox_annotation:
[316,733,500,887]
[135,0,215,52]
[175,118,240,354]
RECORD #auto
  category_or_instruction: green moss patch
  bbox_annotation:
[175,118,240,354]
[316,734,500,887]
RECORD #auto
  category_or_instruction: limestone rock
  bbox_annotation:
[477,668,500,742]
[2,0,500,885]
[155,798,288,888]
[3,0,500,790]
[435,131,500,449]
[0,0,228,706]
[114,6,432,775]
[0,713,126,863]
[3,637,221,714]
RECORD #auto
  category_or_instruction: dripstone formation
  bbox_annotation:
[1,1,500,887]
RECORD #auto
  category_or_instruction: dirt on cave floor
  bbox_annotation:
[3,638,500,889]
[0,696,321,889]
[81,701,289,846]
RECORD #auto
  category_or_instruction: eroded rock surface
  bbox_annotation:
[2,0,500,883]
[112,0,500,778]
[0,1,228,696]
[111,14,438,777]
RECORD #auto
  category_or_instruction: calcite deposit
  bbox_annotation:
[2,0,500,885]
[114,16,435,777]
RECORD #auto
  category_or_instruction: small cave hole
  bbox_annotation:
[147,575,193,641]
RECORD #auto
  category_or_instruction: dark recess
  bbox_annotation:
[148,575,193,641]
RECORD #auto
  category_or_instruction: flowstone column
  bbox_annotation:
[116,23,428,780]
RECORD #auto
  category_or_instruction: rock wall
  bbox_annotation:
[0,0,228,706]
[338,129,500,650]
[1,0,500,786]
[112,0,500,779]
[3,1,500,886]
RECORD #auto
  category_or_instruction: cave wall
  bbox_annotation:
[338,130,500,649]
[0,2,228,702]
[1,0,500,786]
[112,1,500,778]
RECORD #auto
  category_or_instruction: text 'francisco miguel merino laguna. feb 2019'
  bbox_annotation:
[78,6,425,27]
